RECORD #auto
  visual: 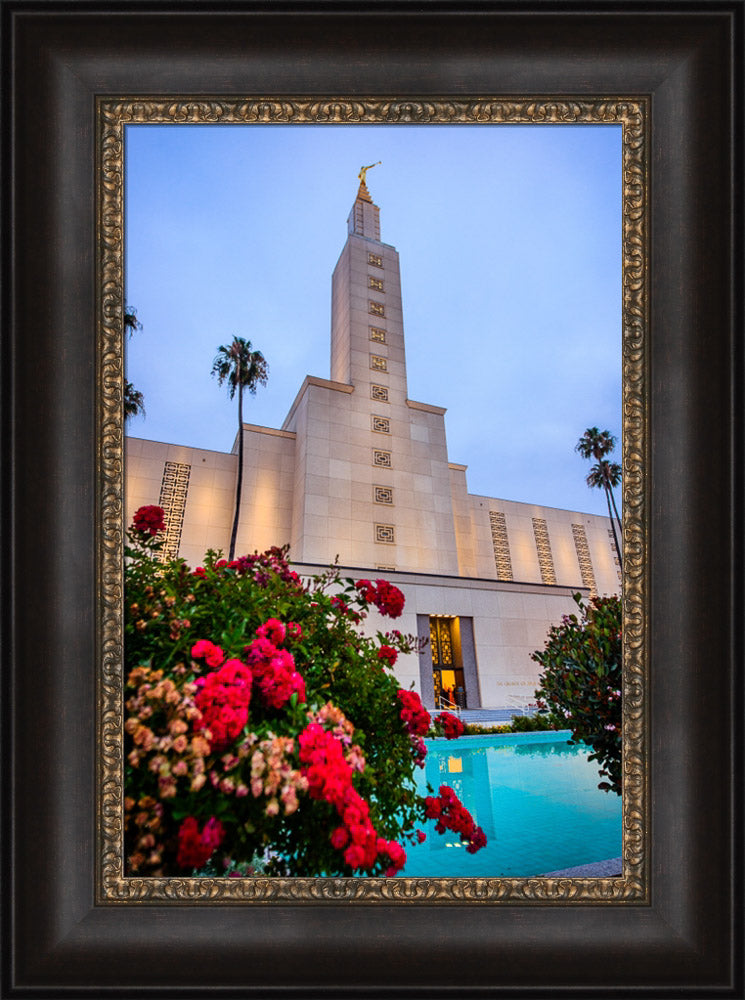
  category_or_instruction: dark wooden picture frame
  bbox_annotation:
[2,3,742,995]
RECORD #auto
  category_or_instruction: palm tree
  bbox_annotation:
[576,427,623,570]
[124,306,142,337]
[124,381,145,419]
[212,337,269,560]
[124,306,145,420]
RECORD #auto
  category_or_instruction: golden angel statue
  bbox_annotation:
[358,161,382,183]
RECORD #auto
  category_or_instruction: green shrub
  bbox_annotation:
[508,714,558,732]
[461,723,513,736]
[531,592,622,794]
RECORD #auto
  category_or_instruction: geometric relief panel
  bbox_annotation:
[488,510,513,581]
[373,449,392,467]
[532,517,556,584]
[375,523,395,544]
[158,461,191,562]
[572,523,597,595]
[370,384,389,403]
[374,486,394,505]
[371,415,390,434]
[608,528,623,581]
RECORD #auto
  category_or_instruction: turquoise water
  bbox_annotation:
[401,732,622,877]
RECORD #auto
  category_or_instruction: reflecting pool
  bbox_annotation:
[401,731,622,877]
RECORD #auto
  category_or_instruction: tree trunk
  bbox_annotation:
[608,481,623,545]
[229,385,243,561]
[603,479,623,572]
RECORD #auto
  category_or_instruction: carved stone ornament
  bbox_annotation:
[98,97,647,904]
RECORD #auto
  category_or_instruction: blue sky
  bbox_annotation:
[125,123,622,517]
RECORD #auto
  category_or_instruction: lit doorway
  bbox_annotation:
[429,616,466,709]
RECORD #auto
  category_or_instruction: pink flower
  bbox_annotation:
[257,618,286,646]
[193,659,252,752]
[245,639,306,711]
[191,639,225,668]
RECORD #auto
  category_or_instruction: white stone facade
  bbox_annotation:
[125,181,621,710]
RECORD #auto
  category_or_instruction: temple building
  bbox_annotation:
[125,175,621,712]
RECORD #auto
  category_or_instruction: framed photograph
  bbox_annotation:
[115,110,633,894]
[3,2,741,995]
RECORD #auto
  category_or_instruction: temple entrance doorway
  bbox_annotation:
[429,616,466,709]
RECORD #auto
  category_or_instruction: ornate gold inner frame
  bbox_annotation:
[98,97,648,904]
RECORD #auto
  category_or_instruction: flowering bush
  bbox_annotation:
[433,711,465,740]
[531,592,622,794]
[124,507,486,877]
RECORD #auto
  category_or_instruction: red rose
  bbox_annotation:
[377,645,398,667]
[397,689,431,737]
[374,580,405,618]
[132,505,166,536]
[436,711,465,739]
[176,815,225,870]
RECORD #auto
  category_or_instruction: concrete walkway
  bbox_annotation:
[541,857,623,877]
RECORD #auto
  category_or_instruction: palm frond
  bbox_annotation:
[124,381,145,419]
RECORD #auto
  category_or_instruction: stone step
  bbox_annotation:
[444,708,538,724]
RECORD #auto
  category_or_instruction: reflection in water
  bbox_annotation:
[404,734,622,877]
[511,739,579,759]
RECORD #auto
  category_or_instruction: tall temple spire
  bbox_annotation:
[347,162,382,241]
[332,169,407,394]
